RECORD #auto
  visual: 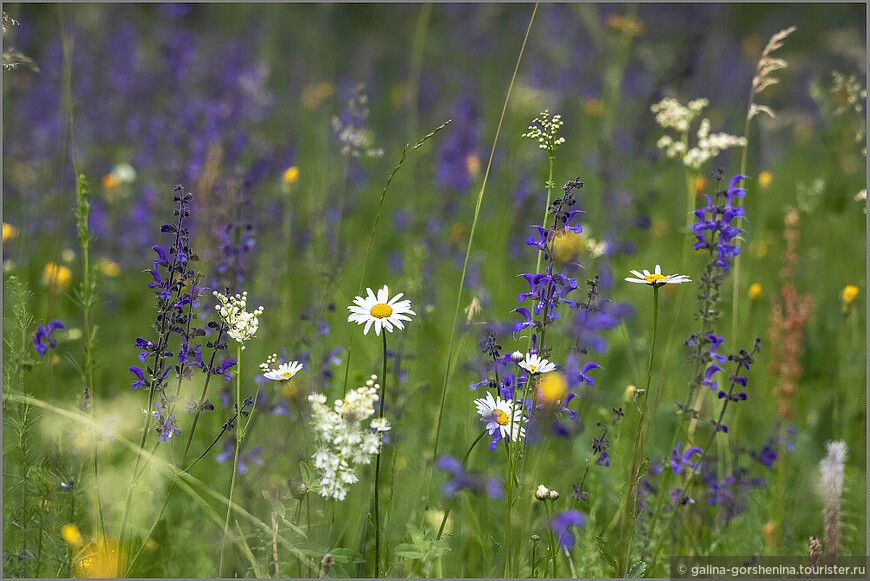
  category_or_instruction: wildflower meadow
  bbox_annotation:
[2,3,867,579]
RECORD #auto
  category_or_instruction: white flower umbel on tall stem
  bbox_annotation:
[214,289,263,576]
[347,285,414,578]
[308,376,391,501]
[213,290,264,349]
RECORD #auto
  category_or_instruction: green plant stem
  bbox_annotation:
[502,436,514,577]
[534,154,555,277]
[339,119,450,397]
[617,285,660,576]
[219,342,243,577]
[373,331,388,578]
[431,4,537,462]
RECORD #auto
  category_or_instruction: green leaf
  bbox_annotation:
[395,544,425,560]
[330,547,364,564]
[262,490,286,519]
[596,535,617,574]
[300,460,311,487]
[628,560,647,578]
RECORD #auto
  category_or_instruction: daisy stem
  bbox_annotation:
[373,331,388,578]
[503,436,514,578]
[617,285,660,576]
[436,430,487,540]
[218,343,243,577]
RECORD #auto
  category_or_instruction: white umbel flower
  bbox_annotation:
[625,265,691,287]
[347,285,416,336]
[473,392,525,442]
[519,352,556,375]
[213,290,263,348]
[307,378,390,501]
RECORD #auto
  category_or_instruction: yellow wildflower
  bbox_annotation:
[98,257,120,277]
[842,285,859,305]
[2,223,17,243]
[758,171,773,188]
[282,166,300,185]
[42,262,72,292]
[465,154,480,178]
[694,176,706,195]
[537,371,568,405]
[61,524,83,546]
[550,230,582,263]
[748,283,762,301]
[76,537,123,578]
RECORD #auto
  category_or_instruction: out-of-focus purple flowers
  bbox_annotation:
[551,509,585,548]
[435,455,503,498]
[216,441,264,474]
[436,96,481,192]
[33,319,64,357]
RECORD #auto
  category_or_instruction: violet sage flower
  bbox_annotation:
[34,319,64,357]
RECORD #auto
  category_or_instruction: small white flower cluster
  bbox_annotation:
[830,71,867,116]
[259,353,278,373]
[331,84,384,159]
[213,290,264,349]
[651,97,708,133]
[308,375,391,501]
[522,109,566,154]
[652,97,746,170]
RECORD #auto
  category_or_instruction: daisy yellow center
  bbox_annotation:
[492,409,509,425]
[280,371,293,379]
[370,303,393,318]
[644,274,667,283]
[528,364,537,372]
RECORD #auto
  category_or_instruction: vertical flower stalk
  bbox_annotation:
[733,26,797,343]
[72,173,108,546]
[819,441,847,556]
[214,290,262,577]
[347,285,415,578]
[521,109,565,277]
[619,266,690,576]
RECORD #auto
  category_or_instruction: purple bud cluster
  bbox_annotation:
[129,186,236,445]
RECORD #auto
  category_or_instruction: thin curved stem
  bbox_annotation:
[617,285,660,576]
[219,343,243,577]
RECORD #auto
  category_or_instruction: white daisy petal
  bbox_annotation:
[347,284,416,336]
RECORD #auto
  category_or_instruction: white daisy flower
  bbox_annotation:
[347,285,416,336]
[519,352,556,375]
[625,264,691,287]
[263,361,304,381]
[473,392,525,442]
